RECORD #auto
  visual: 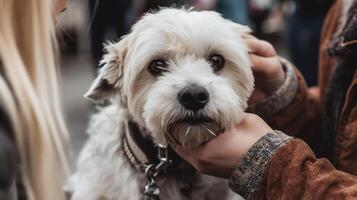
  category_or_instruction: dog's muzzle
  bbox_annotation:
[164,113,223,147]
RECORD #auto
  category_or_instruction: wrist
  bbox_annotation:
[249,58,299,119]
[264,65,286,95]
[228,130,292,199]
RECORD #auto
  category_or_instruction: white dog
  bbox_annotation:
[67,8,254,200]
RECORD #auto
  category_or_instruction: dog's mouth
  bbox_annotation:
[164,114,224,147]
[176,116,213,125]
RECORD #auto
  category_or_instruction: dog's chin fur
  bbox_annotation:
[166,121,221,147]
[68,7,252,200]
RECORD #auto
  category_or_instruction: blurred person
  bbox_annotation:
[0,0,70,199]
[145,0,185,10]
[174,0,357,199]
[287,0,334,86]
[191,0,250,25]
[88,0,182,67]
[217,0,250,25]
[133,0,187,17]
[88,0,132,65]
[249,0,275,37]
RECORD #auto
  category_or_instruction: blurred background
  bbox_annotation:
[56,0,334,168]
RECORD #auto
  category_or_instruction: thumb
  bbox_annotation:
[172,145,193,163]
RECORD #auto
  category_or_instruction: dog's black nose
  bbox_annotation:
[178,85,209,111]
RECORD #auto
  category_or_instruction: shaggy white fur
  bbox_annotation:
[67,8,252,200]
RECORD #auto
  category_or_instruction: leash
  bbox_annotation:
[143,145,172,200]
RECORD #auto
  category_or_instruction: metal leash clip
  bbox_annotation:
[144,144,172,200]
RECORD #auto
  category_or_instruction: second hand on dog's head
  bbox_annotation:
[85,8,254,148]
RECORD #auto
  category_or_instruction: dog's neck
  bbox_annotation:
[122,120,184,173]
[123,121,197,199]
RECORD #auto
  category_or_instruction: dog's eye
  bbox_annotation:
[208,54,225,72]
[148,59,169,76]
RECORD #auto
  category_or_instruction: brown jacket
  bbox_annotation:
[253,0,357,199]
[267,0,357,175]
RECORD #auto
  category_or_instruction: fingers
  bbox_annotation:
[173,145,194,161]
[250,54,281,75]
[243,37,281,75]
[244,38,276,57]
[242,34,256,40]
[173,145,200,168]
[244,37,285,95]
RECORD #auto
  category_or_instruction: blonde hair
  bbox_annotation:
[0,0,69,199]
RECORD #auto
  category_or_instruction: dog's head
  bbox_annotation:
[85,8,254,147]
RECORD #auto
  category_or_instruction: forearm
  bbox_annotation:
[228,130,292,199]
[229,133,357,199]
[262,139,357,199]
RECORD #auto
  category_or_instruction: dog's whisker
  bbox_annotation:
[201,124,216,137]
[184,126,192,137]
[162,111,172,126]
[169,112,177,123]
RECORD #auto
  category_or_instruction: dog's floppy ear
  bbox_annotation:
[84,38,128,103]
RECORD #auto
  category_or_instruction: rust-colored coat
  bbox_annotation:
[257,0,357,198]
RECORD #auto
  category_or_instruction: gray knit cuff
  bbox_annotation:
[228,130,292,200]
[250,58,298,119]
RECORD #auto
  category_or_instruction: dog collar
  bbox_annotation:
[122,121,184,170]
[122,121,195,199]
[123,121,181,198]
[123,121,157,170]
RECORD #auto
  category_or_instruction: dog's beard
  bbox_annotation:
[143,80,246,148]
[165,121,223,148]
[162,112,225,147]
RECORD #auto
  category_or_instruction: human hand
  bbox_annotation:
[244,36,285,105]
[172,113,272,178]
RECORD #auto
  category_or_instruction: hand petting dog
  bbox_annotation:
[246,36,286,105]
[173,113,272,178]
